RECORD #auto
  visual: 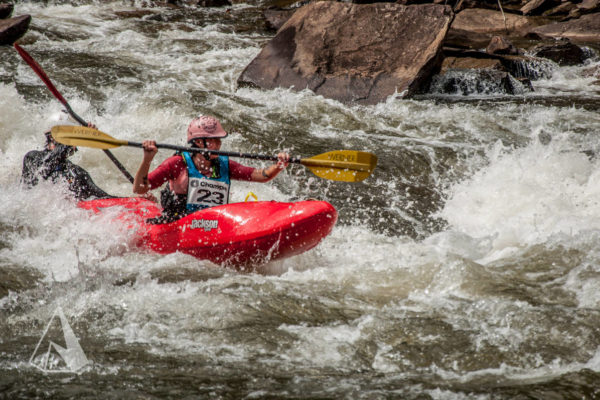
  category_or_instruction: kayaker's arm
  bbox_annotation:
[250,152,290,182]
[133,140,158,194]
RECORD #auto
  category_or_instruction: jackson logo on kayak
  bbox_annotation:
[191,219,219,232]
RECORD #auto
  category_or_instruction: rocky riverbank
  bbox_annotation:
[3,0,599,104]
[251,0,600,103]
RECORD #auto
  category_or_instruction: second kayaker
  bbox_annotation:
[22,111,116,201]
[133,115,290,223]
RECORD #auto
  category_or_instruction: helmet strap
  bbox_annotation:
[201,138,211,161]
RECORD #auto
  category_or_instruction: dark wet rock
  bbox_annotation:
[453,0,524,13]
[395,0,437,4]
[445,28,493,49]
[542,1,578,17]
[0,14,30,45]
[529,12,600,43]
[520,0,561,16]
[114,10,158,19]
[499,54,555,80]
[0,3,13,19]
[238,2,453,105]
[530,39,587,65]
[441,56,506,73]
[442,47,555,80]
[197,0,231,7]
[578,0,600,14]
[451,8,547,35]
[486,35,519,55]
[264,7,296,31]
[430,68,532,95]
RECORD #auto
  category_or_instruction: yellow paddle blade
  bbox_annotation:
[301,150,377,182]
[51,125,127,149]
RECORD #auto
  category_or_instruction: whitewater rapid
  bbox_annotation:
[1,1,600,398]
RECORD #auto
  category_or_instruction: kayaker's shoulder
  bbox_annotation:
[22,149,47,164]
[163,153,187,168]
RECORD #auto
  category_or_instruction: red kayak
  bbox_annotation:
[78,198,337,269]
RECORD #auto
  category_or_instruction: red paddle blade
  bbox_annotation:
[13,43,68,106]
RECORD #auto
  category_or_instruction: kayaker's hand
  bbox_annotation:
[140,192,158,203]
[276,152,290,170]
[87,122,97,130]
[142,140,158,161]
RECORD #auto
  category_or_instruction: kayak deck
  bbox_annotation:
[79,198,337,268]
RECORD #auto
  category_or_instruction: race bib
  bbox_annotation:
[187,177,230,209]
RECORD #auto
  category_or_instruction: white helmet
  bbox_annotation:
[45,110,77,132]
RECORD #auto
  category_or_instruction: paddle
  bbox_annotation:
[51,125,377,182]
[13,43,135,183]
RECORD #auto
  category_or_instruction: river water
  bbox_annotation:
[1,1,600,398]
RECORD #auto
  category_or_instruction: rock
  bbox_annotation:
[454,0,524,13]
[114,10,158,19]
[529,12,600,43]
[395,0,436,4]
[264,7,296,31]
[0,14,30,45]
[0,3,13,19]
[542,1,577,17]
[197,0,231,7]
[238,3,453,105]
[451,8,545,35]
[530,39,587,65]
[445,28,493,49]
[430,68,531,95]
[578,0,600,14]
[499,54,555,80]
[520,0,561,16]
[486,35,519,55]
[442,48,554,80]
[440,56,506,74]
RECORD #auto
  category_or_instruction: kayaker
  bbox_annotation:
[133,115,290,223]
[22,112,115,201]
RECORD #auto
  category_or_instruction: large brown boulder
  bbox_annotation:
[529,12,600,43]
[238,2,453,105]
[0,14,30,45]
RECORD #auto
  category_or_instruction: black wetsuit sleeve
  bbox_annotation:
[22,150,44,187]
[63,161,113,200]
[22,145,75,183]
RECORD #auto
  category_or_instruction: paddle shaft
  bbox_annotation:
[127,141,371,171]
[13,43,134,183]
[127,141,301,164]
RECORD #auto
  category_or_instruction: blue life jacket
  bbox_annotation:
[182,152,230,212]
